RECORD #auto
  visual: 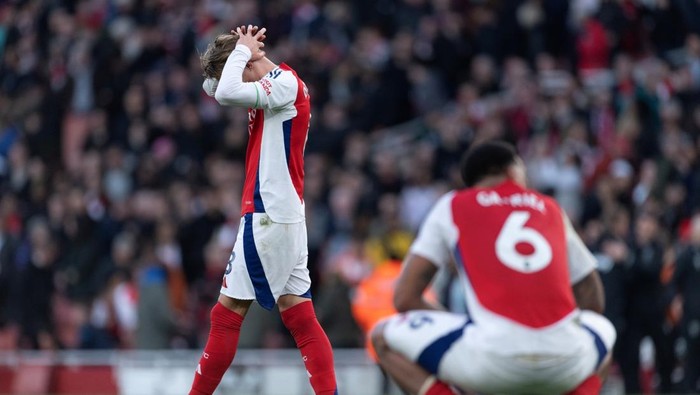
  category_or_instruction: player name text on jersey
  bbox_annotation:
[476,191,546,213]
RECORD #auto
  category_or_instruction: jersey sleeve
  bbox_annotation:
[214,45,296,110]
[563,211,597,284]
[409,192,456,268]
[260,68,298,109]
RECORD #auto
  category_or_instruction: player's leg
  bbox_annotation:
[565,310,617,395]
[371,321,457,395]
[277,220,337,395]
[189,296,252,395]
[190,215,258,395]
[683,330,700,393]
[618,317,643,392]
[278,294,337,395]
[371,311,468,395]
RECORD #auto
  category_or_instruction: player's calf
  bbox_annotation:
[280,299,337,395]
[189,301,246,395]
[371,319,458,395]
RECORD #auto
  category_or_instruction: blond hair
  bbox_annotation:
[200,33,239,80]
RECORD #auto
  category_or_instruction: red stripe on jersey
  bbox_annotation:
[280,63,308,203]
[241,109,265,216]
[451,181,576,328]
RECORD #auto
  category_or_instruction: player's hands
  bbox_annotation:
[235,25,266,62]
[234,25,266,42]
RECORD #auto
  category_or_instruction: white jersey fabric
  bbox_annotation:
[380,185,616,394]
[214,44,309,224]
[408,191,600,356]
[411,192,597,285]
[206,45,313,309]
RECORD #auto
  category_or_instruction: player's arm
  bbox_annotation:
[394,194,454,312]
[564,213,605,313]
[214,27,269,108]
[394,254,445,312]
[572,271,605,314]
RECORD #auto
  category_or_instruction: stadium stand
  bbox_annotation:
[1,0,699,393]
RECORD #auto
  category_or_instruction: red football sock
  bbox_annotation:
[564,375,602,395]
[189,302,244,395]
[281,301,337,395]
[418,376,459,395]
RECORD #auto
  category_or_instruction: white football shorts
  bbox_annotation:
[380,310,615,395]
[220,213,311,310]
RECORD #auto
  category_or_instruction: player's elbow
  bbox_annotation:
[573,271,605,314]
[214,83,242,105]
[214,88,232,105]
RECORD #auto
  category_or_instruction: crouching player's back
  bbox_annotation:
[372,141,616,395]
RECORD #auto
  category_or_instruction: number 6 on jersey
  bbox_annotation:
[495,211,552,273]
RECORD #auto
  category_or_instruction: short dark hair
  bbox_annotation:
[460,140,518,187]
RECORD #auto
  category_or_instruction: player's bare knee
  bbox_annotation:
[370,320,390,356]
[596,354,613,380]
[278,294,310,312]
[217,294,252,317]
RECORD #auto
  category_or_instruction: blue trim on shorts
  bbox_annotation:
[243,213,275,310]
[416,321,471,375]
[298,287,312,299]
[583,324,607,368]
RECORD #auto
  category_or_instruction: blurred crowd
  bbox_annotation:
[1,0,700,392]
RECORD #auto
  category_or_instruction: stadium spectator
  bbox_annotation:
[0,0,698,392]
[673,214,700,393]
[619,212,675,393]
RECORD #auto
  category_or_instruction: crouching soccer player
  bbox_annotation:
[189,25,337,395]
[372,141,616,395]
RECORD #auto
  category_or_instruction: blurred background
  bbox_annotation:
[0,0,699,394]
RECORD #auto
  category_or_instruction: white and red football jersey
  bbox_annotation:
[410,180,597,354]
[213,45,310,223]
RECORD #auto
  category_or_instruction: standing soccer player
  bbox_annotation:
[189,26,337,395]
[371,141,616,395]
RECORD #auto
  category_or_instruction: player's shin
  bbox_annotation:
[281,301,338,395]
[189,302,244,395]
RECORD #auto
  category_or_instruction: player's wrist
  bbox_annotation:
[234,44,253,59]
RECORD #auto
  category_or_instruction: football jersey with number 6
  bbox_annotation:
[410,180,596,337]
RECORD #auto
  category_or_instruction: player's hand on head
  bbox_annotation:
[234,25,266,41]
[234,25,267,61]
